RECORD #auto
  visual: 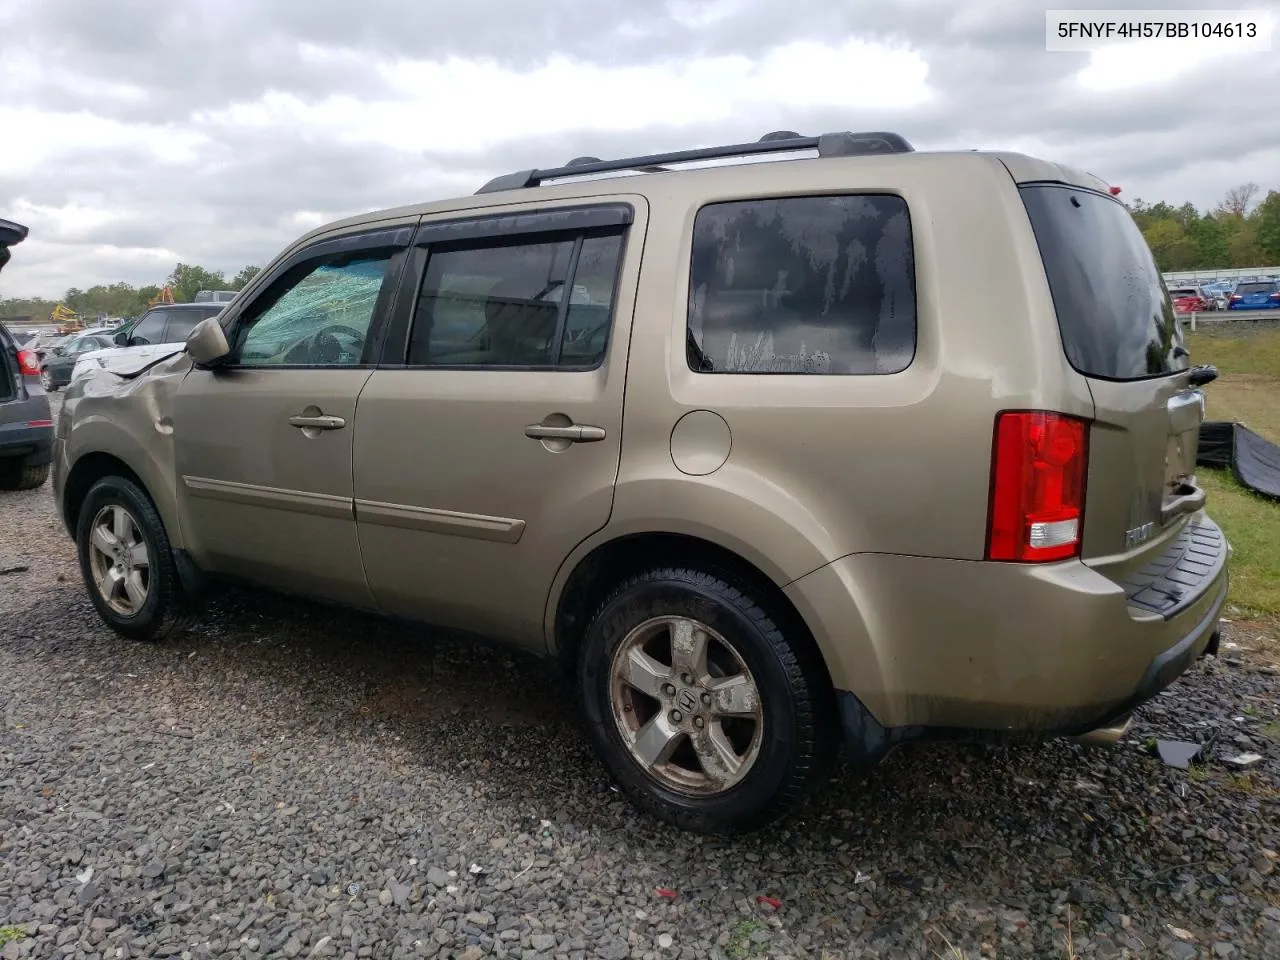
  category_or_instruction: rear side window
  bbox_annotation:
[406,227,626,369]
[163,308,220,344]
[687,194,916,375]
[128,310,169,345]
[1020,184,1189,381]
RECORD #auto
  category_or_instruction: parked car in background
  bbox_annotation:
[1,217,54,491]
[20,330,71,362]
[194,290,238,304]
[1227,279,1280,311]
[70,302,228,383]
[53,132,1228,833]
[39,330,118,391]
[1168,286,1209,314]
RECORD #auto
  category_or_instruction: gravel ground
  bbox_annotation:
[2,401,1279,960]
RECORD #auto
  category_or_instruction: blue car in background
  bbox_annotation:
[1228,279,1280,310]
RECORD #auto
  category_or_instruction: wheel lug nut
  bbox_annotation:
[681,673,693,685]
[693,716,705,729]
[662,683,676,696]
[669,710,683,724]
[700,692,712,706]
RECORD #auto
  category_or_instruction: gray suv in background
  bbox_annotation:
[1,218,54,491]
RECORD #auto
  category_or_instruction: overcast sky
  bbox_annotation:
[2,0,1278,299]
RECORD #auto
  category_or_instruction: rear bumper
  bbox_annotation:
[0,419,54,466]
[785,513,1230,758]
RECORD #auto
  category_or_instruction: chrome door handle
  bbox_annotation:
[289,414,346,430]
[524,423,606,443]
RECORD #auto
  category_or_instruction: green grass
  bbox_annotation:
[1198,470,1280,619]
[0,927,27,947]
[725,919,766,959]
[1183,324,1280,623]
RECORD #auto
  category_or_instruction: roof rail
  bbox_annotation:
[475,130,914,195]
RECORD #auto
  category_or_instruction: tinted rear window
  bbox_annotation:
[1020,184,1188,381]
[1234,281,1277,295]
[166,309,219,342]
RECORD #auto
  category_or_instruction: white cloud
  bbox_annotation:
[196,39,931,154]
[1,0,1277,299]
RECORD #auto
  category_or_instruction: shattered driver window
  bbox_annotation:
[687,195,917,375]
[236,253,393,367]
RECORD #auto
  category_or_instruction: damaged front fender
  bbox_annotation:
[55,353,194,549]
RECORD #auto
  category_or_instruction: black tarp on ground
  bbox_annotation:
[1197,421,1280,501]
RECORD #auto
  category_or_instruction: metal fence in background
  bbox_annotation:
[1165,267,1280,285]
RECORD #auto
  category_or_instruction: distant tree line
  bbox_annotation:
[1129,182,1280,273]
[0,262,262,323]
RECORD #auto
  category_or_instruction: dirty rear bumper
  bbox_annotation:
[832,577,1225,765]
[785,513,1230,763]
[0,421,54,466]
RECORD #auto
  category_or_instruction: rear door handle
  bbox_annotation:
[524,423,606,443]
[289,415,346,431]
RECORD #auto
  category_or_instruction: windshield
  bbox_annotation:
[1020,184,1189,382]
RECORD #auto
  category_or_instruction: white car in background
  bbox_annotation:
[71,302,227,383]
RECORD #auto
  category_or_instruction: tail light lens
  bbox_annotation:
[1230,295,1243,302]
[1269,292,1280,302]
[17,349,40,376]
[986,411,1089,563]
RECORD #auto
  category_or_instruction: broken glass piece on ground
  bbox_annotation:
[1155,740,1204,768]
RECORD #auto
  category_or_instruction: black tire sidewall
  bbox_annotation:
[75,477,177,640]
[580,574,809,831]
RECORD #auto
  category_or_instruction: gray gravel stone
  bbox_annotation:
[0,393,1278,960]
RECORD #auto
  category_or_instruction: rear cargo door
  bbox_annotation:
[1019,183,1202,561]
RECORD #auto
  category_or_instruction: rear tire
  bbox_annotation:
[39,368,57,392]
[75,475,194,642]
[0,461,49,491]
[578,566,836,834]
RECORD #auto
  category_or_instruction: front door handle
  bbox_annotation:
[524,423,606,443]
[289,414,346,431]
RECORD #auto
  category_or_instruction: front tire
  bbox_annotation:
[578,566,836,834]
[76,476,193,642]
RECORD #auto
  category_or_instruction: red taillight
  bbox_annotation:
[17,349,40,376]
[1230,295,1243,301]
[26,420,53,428]
[1270,293,1280,301]
[1108,185,1122,195]
[986,411,1089,563]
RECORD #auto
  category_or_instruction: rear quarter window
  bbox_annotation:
[687,194,916,375]
[1020,184,1189,381]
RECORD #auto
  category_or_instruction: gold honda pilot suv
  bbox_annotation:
[53,131,1229,833]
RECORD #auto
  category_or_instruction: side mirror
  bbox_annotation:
[186,316,231,367]
[113,331,130,346]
